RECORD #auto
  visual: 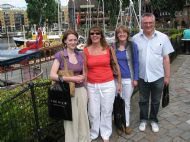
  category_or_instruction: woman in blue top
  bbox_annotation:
[112,25,139,135]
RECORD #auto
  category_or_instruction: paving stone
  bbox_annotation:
[180,131,190,140]
[137,139,149,142]
[172,137,186,142]
[155,135,172,142]
[176,122,190,132]
[157,127,168,137]
[131,133,146,141]
[166,115,181,125]
[167,128,184,137]
[186,119,190,125]
[161,122,176,130]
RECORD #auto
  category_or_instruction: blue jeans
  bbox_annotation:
[139,78,164,123]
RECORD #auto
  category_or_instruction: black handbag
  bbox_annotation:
[48,81,72,120]
[113,93,126,131]
[162,84,169,108]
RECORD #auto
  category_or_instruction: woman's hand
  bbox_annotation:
[74,75,85,83]
[132,80,138,87]
[117,83,122,94]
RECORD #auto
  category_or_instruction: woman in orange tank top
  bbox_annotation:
[83,26,121,142]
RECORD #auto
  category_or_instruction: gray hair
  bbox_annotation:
[141,13,155,22]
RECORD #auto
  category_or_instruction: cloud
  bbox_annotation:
[0,0,68,7]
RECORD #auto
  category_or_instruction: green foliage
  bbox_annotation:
[27,0,58,26]
[0,79,54,141]
[170,33,183,40]
[148,0,186,17]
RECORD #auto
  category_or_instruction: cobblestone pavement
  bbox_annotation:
[92,55,190,142]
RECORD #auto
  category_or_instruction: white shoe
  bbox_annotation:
[151,122,159,132]
[139,122,147,131]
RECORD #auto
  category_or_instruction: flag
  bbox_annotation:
[76,13,80,26]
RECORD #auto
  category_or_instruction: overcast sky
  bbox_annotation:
[0,0,68,7]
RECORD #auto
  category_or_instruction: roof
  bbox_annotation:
[68,0,98,10]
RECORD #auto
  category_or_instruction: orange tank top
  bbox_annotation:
[83,47,114,83]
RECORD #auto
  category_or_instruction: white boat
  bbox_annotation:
[76,35,86,50]
[13,37,36,47]
[105,31,115,44]
[13,34,61,47]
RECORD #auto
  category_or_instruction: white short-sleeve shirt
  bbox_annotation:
[132,30,174,82]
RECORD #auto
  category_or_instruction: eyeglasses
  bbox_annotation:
[143,22,154,25]
[90,32,101,35]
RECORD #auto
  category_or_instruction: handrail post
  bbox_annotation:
[29,81,41,142]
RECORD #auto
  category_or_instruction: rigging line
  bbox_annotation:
[85,0,90,39]
[115,0,123,29]
[130,0,140,29]
[97,0,100,26]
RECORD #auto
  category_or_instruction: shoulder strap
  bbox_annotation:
[60,51,69,71]
[111,42,116,50]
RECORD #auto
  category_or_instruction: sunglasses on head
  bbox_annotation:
[90,32,101,35]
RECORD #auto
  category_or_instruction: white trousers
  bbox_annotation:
[64,87,90,142]
[116,78,134,127]
[87,80,116,140]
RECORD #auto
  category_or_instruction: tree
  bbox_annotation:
[147,0,186,17]
[97,0,188,27]
[98,0,130,27]
[26,0,58,27]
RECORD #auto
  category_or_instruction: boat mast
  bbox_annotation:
[23,25,26,46]
[138,0,142,30]
[73,0,77,31]
[85,0,91,39]
[58,0,61,33]
[7,26,10,50]
[101,0,105,32]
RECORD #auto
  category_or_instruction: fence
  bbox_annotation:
[0,81,64,142]
[170,35,183,62]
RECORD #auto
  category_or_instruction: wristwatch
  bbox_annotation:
[58,76,64,82]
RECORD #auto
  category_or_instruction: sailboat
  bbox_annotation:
[13,27,61,48]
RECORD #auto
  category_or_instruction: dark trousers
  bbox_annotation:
[138,78,164,123]
[184,41,190,54]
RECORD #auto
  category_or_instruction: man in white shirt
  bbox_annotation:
[132,13,174,133]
